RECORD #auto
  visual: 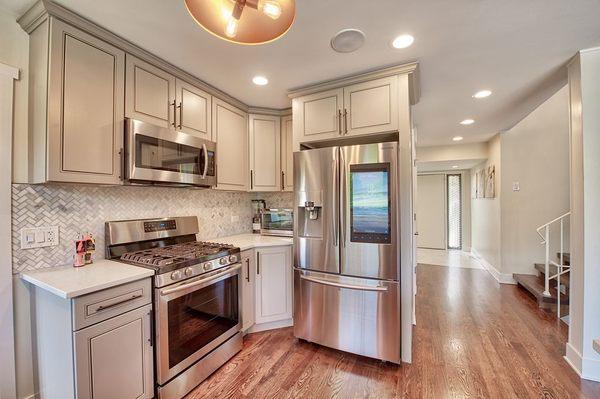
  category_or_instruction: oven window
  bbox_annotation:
[262,211,293,231]
[349,163,391,244]
[135,134,205,175]
[167,275,239,368]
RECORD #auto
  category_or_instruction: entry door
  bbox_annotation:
[416,174,446,249]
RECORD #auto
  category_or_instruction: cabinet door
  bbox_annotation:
[280,115,293,192]
[47,19,124,184]
[293,88,343,147]
[175,79,212,139]
[249,114,281,192]
[255,246,292,324]
[74,304,154,399]
[343,76,398,136]
[213,98,249,191]
[125,54,176,128]
[241,250,255,331]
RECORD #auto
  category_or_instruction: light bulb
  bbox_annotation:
[225,17,238,38]
[261,0,282,19]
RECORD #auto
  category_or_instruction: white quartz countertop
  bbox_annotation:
[208,233,293,251]
[21,259,154,299]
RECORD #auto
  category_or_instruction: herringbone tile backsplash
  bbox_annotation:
[12,184,292,274]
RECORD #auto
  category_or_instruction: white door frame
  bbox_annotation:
[0,62,18,399]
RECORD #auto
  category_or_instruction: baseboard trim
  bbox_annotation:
[471,249,516,285]
[246,318,293,334]
[565,342,600,382]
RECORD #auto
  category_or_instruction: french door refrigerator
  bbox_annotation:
[293,142,401,364]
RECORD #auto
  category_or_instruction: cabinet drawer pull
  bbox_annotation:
[281,171,285,190]
[343,109,348,135]
[338,109,342,135]
[178,102,183,129]
[250,170,254,190]
[170,100,177,127]
[246,258,250,282]
[118,148,125,181]
[256,252,260,275]
[94,293,143,313]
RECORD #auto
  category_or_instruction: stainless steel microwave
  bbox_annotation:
[260,209,293,237]
[125,118,216,187]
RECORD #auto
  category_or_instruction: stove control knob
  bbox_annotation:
[219,257,227,265]
[184,267,193,277]
[228,255,238,263]
[203,262,211,271]
[171,271,182,280]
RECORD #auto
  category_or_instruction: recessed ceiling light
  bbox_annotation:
[453,136,463,141]
[391,34,414,49]
[460,119,474,125]
[473,90,492,99]
[252,76,269,86]
[452,165,459,169]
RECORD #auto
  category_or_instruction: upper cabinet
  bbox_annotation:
[125,55,175,129]
[289,64,419,150]
[280,115,293,192]
[213,99,248,191]
[27,18,125,184]
[343,76,398,136]
[249,114,281,192]
[175,79,212,139]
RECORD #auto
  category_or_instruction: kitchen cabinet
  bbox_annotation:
[343,76,399,136]
[126,55,176,129]
[175,79,212,139]
[280,115,294,191]
[213,99,249,191]
[254,246,293,324]
[241,250,255,331]
[74,305,154,399]
[249,114,281,192]
[26,18,125,184]
[292,88,343,144]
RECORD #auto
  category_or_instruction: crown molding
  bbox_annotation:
[247,107,292,116]
[288,61,420,105]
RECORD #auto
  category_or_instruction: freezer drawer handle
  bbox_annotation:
[300,274,388,292]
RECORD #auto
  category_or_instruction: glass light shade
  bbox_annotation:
[184,0,295,45]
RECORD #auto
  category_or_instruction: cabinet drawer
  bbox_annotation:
[72,278,152,331]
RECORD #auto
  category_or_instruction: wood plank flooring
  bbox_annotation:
[186,264,600,398]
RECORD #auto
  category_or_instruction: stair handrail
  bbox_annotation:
[536,211,570,320]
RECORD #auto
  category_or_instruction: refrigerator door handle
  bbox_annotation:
[340,149,347,248]
[300,274,388,292]
[332,154,339,246]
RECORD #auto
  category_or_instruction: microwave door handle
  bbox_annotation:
[202,143,208,179]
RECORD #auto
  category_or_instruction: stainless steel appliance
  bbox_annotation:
[293,142,401,364]
[260,208,293,237]
[125,118,216,187]
[106,217,242,399]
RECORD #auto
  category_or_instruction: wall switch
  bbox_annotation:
[512,182,520,192]
[20,226,59,249]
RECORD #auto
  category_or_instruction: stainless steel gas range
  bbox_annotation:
[106,216,242,399]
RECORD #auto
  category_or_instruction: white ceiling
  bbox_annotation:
[3,0,600,146]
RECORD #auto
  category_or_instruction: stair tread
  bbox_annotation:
[534,263,570,288]
[513,273,569,304]
[556,252,570,265]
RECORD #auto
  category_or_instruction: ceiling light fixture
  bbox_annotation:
[252,76,269,85]
[184,0,295,45]
[453,136,463,141]
[460,119,475,125]
[391,34,414,49]
[473,90,492,99]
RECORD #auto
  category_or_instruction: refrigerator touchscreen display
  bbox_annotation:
[349,163,391,243]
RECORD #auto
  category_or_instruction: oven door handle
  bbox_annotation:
[159,264,241,296]
[201,143,208,179]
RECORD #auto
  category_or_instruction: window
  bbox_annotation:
[447,174,462,249]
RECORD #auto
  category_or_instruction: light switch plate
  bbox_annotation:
[512,182,520,192]
[20,226,59,249]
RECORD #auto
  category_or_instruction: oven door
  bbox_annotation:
[126,118,216,187]
[155,263,241,385]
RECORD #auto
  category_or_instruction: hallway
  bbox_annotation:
[187,264,600,398]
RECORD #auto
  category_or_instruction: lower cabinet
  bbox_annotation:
[255,246,293,325]
[241,246,293,333]
[74,305,154,399]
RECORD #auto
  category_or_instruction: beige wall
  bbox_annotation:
[500,85,570,275]
[470,134,502,273]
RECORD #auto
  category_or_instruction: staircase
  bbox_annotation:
[513,212,571,320]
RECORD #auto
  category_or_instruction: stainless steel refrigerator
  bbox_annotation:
[293,142,401,364]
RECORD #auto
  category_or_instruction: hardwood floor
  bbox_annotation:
[186,264,600,398]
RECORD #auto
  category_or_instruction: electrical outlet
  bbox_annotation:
[20,226,59,249]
